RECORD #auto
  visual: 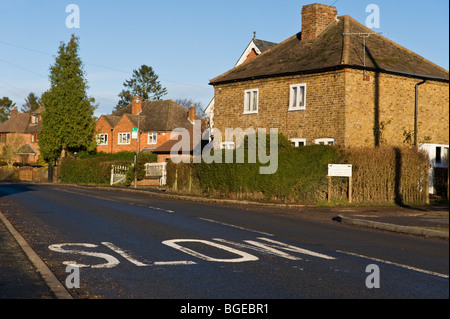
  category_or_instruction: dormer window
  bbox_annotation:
[31,114,39,124]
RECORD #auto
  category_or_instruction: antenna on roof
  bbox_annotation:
[343,31,387,80]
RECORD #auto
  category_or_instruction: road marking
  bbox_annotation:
[199,218,274,237]
[154,261,196,266]
[337,250,449,279]
[255,237,336,260]
[213,238,302,260]
[149,206,175,213]
[162,239,259,263]
[101,242,149,266]
[48,243,120,269]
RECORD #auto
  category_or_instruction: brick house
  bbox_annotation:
[95,97,200,154]
[209,3,449,192]
[205,36,277,139]
[0,107,43,164]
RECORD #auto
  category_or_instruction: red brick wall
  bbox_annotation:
[95,115,175,154]
[301,4,337,40]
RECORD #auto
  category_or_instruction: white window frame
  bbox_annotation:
[118,132,131,145]
[315,138,335,146]
[244,89,259,114]
[290,138,306,147]
[148,132,157,145]
[289,84,306,111]
[96,133,108,146]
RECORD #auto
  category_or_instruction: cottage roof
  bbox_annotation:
[210,15,449,85]
[152,118,209,154]
[252,39,278,53]
[111,99,200,132]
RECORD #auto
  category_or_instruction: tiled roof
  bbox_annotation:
[111,99,200,132]
[0,112,31,133]
[210,15,449,85]
[0,107,43,134]
[252,39,278,53]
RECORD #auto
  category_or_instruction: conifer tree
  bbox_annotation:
[115,64,167,110]
[39,35,97,163]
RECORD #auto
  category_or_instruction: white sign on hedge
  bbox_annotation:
[328,164,352,177]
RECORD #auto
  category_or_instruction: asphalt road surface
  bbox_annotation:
[0,182,448,300]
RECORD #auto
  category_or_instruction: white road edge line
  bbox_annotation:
[337,250,449,279]
[199,218,274,237]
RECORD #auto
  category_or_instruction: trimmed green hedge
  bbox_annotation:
[59,151,157,185]
[167,134,341,203]
[166,134,430,205]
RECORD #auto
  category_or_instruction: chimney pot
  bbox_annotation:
[301,3,337,40]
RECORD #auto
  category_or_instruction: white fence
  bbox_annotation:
[145,162,167,186]
[110,165,129,185]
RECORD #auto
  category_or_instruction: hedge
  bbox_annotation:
[59,151,157,185]
[165,135,430,205]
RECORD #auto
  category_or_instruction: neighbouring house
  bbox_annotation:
[0,107,43,165]
[209,3,449,193]
[95,97,201,155]
[204,36,277,140]
[152,120,209,163]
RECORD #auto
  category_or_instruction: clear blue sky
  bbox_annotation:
[0,0,448,117]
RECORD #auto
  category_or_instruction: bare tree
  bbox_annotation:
[174,98,205,118]
[1,134,25,167]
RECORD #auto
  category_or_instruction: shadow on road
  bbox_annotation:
[0,182,36,198]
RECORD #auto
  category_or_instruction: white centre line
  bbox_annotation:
[337,250,449,279]
[199,218,274,237]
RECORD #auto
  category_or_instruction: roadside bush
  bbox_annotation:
[59,151,157,185]
[166,135,430,205]
[59,157,113,184]
[167,134,341,204]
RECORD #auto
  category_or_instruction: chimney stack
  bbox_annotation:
[132,95,142,115]
[188,104,196,123]
[301,3,337,40]
[10,107,18,118]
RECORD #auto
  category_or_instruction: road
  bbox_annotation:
[0,182,448,301]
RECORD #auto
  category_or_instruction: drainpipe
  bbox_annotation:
[414,79,426,148]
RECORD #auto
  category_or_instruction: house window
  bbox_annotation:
[244,89,259,114]
[315,138,335,146]
[290,138,306,147]
[118,133,131,145]
[31,134,39,143]
[148,132,157,145]
[96,133,108,145]
[289,84,306,111]
[0,134,6,143]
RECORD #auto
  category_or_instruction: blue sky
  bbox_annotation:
[0,0,448,117]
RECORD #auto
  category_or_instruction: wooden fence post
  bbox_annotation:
[349,176,353,204]
[328,175,331,204]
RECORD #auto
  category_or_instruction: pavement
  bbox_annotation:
[0,184,448,299]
